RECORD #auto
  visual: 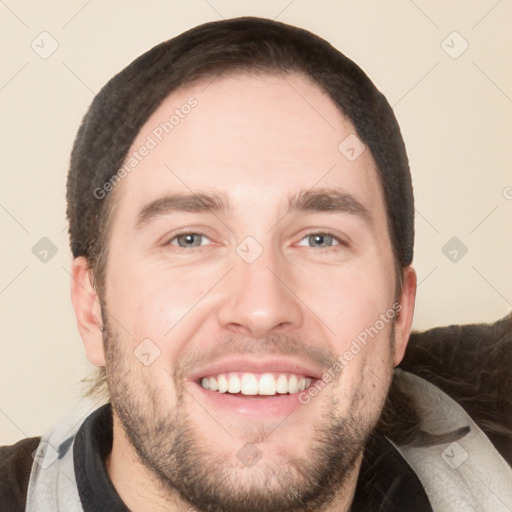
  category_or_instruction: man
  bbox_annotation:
[1,17,511,512]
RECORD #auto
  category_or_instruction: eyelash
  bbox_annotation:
[166,230,348,251]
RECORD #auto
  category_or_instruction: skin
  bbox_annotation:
[71,72,416,511]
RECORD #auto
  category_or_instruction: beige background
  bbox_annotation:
[1,0,511,444]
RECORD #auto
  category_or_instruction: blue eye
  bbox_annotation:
[169,233,210,248]
[166,232,344,250]
[297,233,341,248]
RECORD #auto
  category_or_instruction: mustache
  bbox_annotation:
[175,333,336,378]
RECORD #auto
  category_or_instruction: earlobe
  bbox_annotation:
[70,256,106,366]
[392,265,417,367]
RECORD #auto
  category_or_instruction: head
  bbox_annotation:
[69,17,416,512]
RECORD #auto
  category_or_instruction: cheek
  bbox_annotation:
[106,260,213,351]
[297,260,397,403]
[297,260,394,340]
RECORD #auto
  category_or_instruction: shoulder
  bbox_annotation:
[399,311,512,465]
[0,437,41,512]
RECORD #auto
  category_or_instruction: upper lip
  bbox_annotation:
[186,356,324,382]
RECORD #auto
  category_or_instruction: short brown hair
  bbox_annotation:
[66,16,414,300]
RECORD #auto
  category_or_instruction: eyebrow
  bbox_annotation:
[288,188,372,225]
[135,192,228,229]
[134,188,372,230]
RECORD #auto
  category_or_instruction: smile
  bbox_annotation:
[200,372,314,396]
[188,356,323,417]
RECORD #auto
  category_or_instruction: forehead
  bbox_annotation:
[110,72,387,227]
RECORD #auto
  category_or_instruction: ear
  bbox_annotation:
[392,265,417,366]
[70,256,106,366]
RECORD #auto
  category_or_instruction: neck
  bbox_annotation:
[106,415,183,511]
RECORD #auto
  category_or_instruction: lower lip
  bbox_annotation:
[192,381,313,418]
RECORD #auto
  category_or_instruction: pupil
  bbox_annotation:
[312,234,330,247]
[180,234,199,247]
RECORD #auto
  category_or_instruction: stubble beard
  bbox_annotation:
[103,321,395,512]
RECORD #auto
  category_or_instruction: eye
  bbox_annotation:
[169,232,211,248]
[297,232,343,249]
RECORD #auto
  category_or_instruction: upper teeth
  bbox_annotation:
[201,373,312,396]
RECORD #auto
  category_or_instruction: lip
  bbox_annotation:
[186,355,324,382]
[193,384,313,418]
[186,356,323,419]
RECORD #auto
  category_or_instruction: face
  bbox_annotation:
[84,72,415,511]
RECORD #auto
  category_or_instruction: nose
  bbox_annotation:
[216,245,303,339]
